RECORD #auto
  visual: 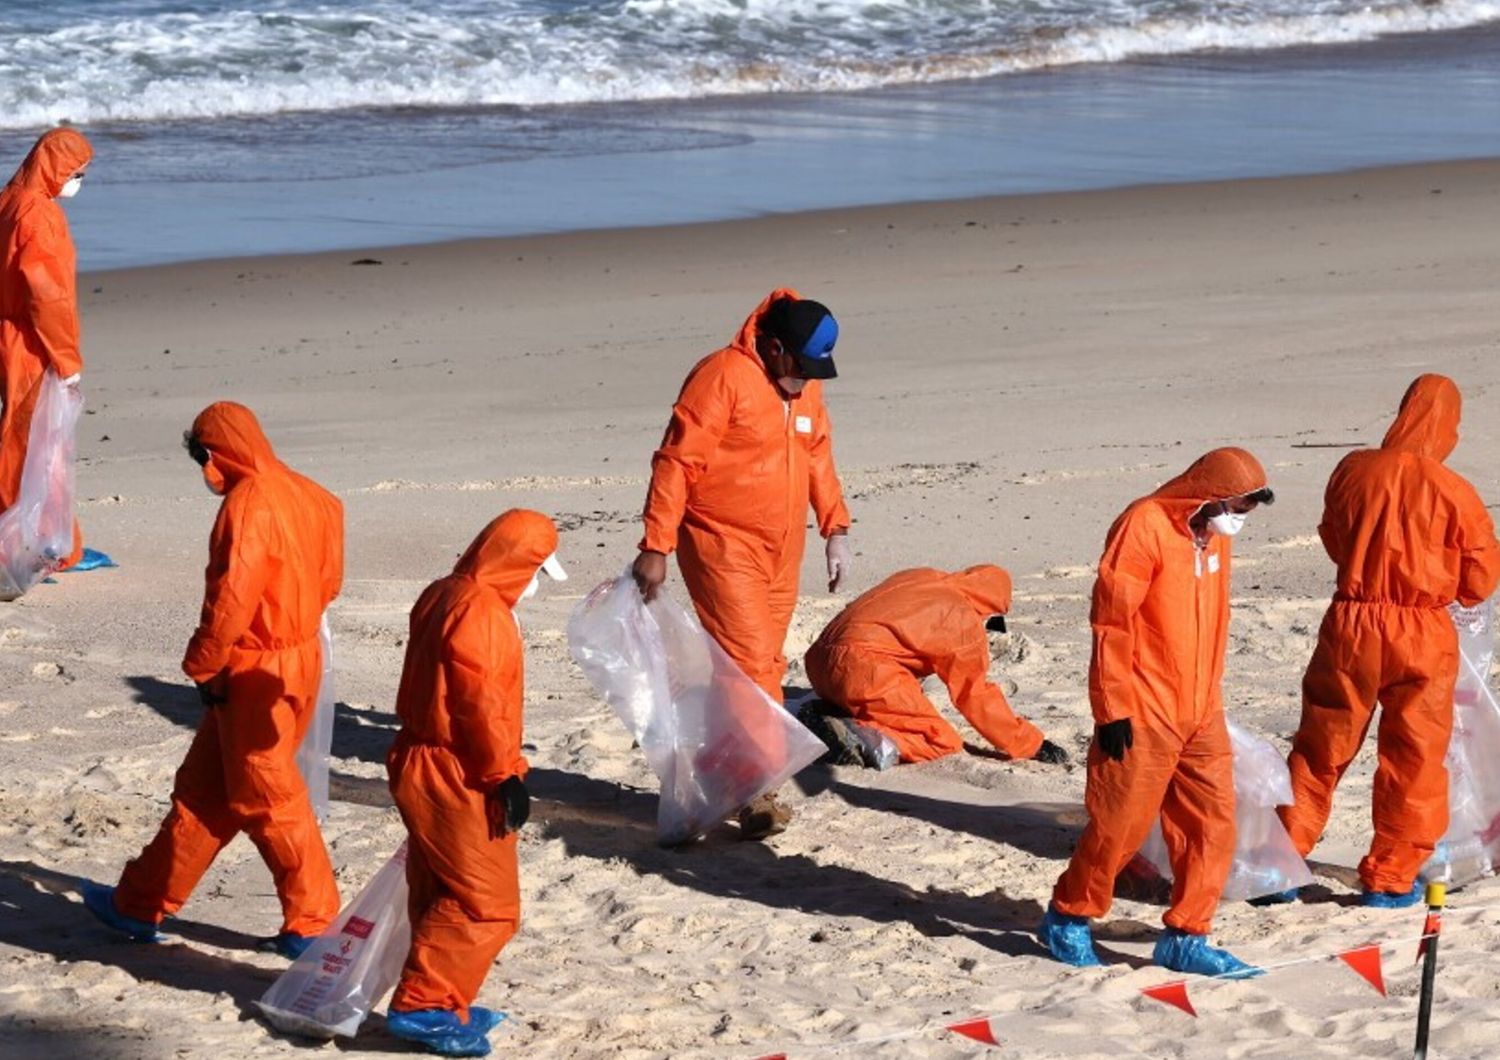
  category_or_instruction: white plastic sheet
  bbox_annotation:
[1138,718,1314,901]
[257,842,411,1039]
[1423,597,1500,886]
[295,613,336,822]
[567,576,827,845]
[0,371,83,601]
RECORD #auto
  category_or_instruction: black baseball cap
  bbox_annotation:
[762,297,838,380]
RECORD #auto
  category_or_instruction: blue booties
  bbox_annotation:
[1038,906,1102,968]
[1153,928,1262,979]
[259,932,318,959]
[466,1007,508,1035]
[82,882,159,943]
[386,1008,493,1057]
[67,548,118,572]
[1361,882,1424,909]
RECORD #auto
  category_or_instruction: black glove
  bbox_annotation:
[1033,739,1070,765]
[195,677,226,708]
[1095,719,1133,762]
[487,775,531,839]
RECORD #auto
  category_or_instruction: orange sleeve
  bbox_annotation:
[182,487,274,682]
[1088,508,1160,725]
[640,359,734,554]
[1317,460,1349,567]
[323,492,345,609]
[809,395,851,537]
[16,220,82,378]
[443,601,526,788]
[1454,483,1500,606]
[936,626,1044,760]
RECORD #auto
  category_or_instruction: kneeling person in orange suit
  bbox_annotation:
[84,402,344,958]
[1276,375,1500,908]
[802,564,1068,767]
[384,509,566,1058]
[1039,448,1272,978]
[632,289,852,839]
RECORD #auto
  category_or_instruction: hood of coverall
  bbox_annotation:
[190,402,279,489]
[730,286,804,366]
[950,564,1013,618]
[1151,446,1270,526]
[1380,373,1460,463]
[452,508,560,608]
[7,129,93,198]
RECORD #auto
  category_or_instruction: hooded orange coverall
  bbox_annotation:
[1051,448,1269,935]
[114,403,343,936]
[0,129,92,568]
[387,509,558,1019]
[641,288,850,704]
[1280,375,1500,893]
[804,565,1045,762]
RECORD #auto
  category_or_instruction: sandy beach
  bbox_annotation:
[2,158,1499,1059]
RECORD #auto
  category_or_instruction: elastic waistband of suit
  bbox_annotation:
[1331,594,1447,610]
[238,631,320,653]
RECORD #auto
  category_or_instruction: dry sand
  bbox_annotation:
[2,160,1499,1059]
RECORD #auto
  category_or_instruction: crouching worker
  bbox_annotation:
[85,402,344,956]
[1041,448,1272,978]
[385,509,566,1058]
[802,564,1067,767]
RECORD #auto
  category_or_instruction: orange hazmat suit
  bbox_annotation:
[804,565,1045,762]
[640,288,850,704]
[387,509,558,1020]
[0,129,92,568]
[1280,375,1500,893]
[1052,448,1269,935]
[113,402,343,936]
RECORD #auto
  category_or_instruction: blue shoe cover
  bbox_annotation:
[466,1007,508,1035]
[261,932,317,959]
[1247,887,1299,906]
[1361,882,1423,909]
[1039,907,1102,968]
[1153,928,1262,979]
[386,1009,492,1057]
[82,882,158,942]
[66,548,117,572]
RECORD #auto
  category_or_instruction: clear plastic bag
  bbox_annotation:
[0,371,83,601]
[295,613,336,822]
[849,720,900,771]
[567,576,827,845]
[257,841,411,1039]
[1422,597,1500,886]
[1137,718,1314,901]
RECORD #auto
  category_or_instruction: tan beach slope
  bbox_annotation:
[2,160,1499,1058]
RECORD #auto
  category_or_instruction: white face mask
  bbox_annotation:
[59,177,82,199]
[1208,511,1247,537]
[519,551,568,603]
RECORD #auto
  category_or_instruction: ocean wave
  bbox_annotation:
[1,0,1498,128]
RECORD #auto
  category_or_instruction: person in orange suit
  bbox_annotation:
[384,509,566,1058]
[1040,448,1273,977]
[84,402,343,958]
[632,289,851,839]
[1275,375,1500,908]
[0,129,93,569]
[802,564,1068,767]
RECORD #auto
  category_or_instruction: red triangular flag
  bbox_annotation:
[1338,945,1387,996]
[1142,980,1198,1017]
[947,1017,1000,1046]
[750,1055,787,1060]
[1416,911,1441,963]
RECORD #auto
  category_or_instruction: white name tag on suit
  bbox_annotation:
[794,415,813,434]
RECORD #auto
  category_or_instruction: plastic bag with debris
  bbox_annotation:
[1137,718,1314,901]
[1423,597,1500,886]
[257,842,411,1039]
[568,576,826,844]
[0,371,83,601]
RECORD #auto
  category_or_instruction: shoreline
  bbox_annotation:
[77,155,1500,280]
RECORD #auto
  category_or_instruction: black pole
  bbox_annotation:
[1413,882,1445,1060]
